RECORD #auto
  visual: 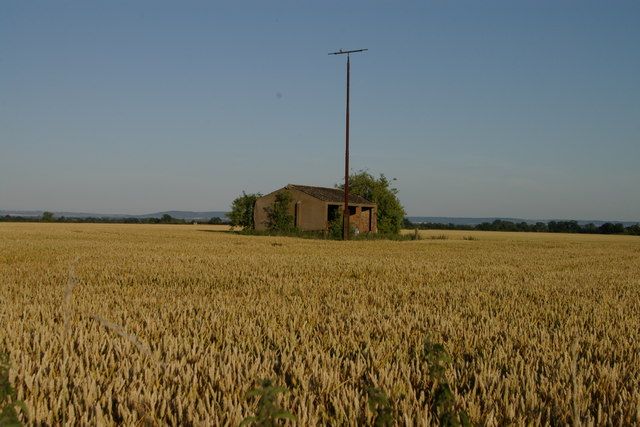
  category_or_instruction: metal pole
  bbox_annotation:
[328,48,367,240]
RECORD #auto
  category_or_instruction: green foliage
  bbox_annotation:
[229,191,262,230]
[533,222,548,232]
[597,222,625,234]
[327,206,344,239]
[416,219,633,235]
[236,228,416,241]
[402,217,415,229]
[412,222,474,231]
[240,379,296,426]
[148,214,189,224]
[366,387,394,426]
[338,171,406,235]
[430,234,448,240]
[208,216,226,225]
[41,211,54,222]
[265,191,294,232]
[352,232,417,241]
[626,224,640,235]
[0,350,27,426]
[422,336,470,427]
[160,214,175,224]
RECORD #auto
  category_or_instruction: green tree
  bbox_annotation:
[160,214,174,224]
[41,211,54,222]
[626,224,640,235]
[533,222,548,232]
[338,171,406,234]
[229,192,262,230]
[402,217,415,229]
[265,190,294,232]
[208,217,224,225]
[599,222,624,234]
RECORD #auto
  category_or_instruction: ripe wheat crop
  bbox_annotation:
[1,223,639,425]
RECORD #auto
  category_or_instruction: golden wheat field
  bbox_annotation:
[1,223,639,425]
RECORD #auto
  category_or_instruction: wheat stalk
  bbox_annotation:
[571,337,581,427]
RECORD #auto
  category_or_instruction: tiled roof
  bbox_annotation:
[287,184,375,205]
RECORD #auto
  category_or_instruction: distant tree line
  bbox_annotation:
[403,218,640,236]
[0,213,230,225]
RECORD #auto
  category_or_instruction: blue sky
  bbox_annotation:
[1,1,639,220]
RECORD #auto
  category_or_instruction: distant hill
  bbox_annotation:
[0,210,229,220]
[406,216,638,227]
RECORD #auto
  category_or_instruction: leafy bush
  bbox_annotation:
[338,171,406,235]
[430,234,448,240]
[241,379,296,426]
[366,387,394,426]
[327,206,344,239]
[265,191,295,232]
[229,192,262,230]
[423,336,469,426]
[1,350,27,426]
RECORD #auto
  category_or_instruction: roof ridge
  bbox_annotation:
[287,184,374,205]
[289,184,337,190]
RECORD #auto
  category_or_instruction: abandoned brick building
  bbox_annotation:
[253,184,378,233]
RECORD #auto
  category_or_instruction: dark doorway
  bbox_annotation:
[327,204,341,224]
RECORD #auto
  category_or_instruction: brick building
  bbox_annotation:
[254,184,377,233]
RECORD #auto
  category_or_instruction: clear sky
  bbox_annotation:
[1,1,639,220]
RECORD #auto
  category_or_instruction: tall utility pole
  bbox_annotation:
[329,48,368,240]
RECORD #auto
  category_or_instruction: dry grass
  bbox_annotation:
[1,223,639,425]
